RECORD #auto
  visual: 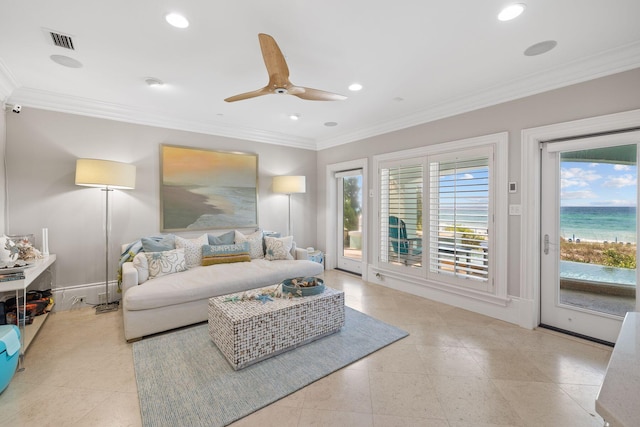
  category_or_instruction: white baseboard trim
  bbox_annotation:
[51,281,121,311]
[367,265,531,328]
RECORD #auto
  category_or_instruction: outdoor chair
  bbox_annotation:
[388,216,422,265]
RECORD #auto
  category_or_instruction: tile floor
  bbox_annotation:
[0,270,612,426]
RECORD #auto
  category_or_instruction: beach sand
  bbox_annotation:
[162,185,224,229]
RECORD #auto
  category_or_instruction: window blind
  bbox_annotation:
[429,155,490,287]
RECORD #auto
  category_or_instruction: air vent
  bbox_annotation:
[49,31,75,50]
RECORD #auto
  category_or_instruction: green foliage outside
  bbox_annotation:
[602,248,637,269]
[343,177,361,232]
[444,225,486,246]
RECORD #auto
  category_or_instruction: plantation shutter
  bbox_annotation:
[428,148,492,291]
[379,161,424,269]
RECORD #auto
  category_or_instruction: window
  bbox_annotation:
[379,161,424,269]
[374,133,507,300]
[428,148,492,292]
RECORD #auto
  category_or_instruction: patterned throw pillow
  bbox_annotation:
[145,248,187,279]
[133,252,149,283]
[201,243,251,266]
[264,236,294,261]
[175,234,208,268]
[234,230,264,259]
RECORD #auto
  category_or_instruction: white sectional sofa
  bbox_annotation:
[120,235,323,341]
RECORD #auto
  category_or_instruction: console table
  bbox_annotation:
[1,255,56,368]
[596,312,640,427]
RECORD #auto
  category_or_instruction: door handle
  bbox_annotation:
[544,234,549,255]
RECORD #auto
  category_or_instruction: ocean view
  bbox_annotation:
[561,206,637,243]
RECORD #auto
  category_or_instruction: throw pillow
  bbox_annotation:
[133,252,149,283]
[264,236,294,261]
[175,234,209,268]
[208,230,235,245]
[234,229,264,259]
[141,234,175,252]
[201,243,251,266]
[145,248,187,279]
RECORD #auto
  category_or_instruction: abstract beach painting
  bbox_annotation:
[160,145,258,231]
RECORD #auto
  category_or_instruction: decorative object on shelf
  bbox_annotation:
[273,175,306,237]
[282,277,325,297]
[6,234,41,261]
[76,158,136,314]
[41,228,49,256]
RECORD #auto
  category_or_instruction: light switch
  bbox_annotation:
[509,204,522,215]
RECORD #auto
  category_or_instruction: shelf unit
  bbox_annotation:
[1,255,56,364]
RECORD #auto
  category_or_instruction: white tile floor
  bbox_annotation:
[0,270,611,426]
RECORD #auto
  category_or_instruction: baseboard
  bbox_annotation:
[51,281,121,311]
[366,265,529,328]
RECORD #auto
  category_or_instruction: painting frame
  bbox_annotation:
[160,144,259,232]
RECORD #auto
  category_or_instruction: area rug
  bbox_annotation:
[133,307,408,427]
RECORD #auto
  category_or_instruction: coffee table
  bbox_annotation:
[208,286,345,370]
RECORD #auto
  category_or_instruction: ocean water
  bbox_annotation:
[560,206,636,243]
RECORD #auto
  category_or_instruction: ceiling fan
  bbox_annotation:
[224,33,347,103]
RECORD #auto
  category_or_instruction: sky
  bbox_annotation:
[561,161,638,207]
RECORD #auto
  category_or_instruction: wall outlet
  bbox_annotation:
[98,293,106,304]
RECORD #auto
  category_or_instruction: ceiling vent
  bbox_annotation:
[48,31,75,50]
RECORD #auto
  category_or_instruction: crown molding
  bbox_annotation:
[8,87,317,150]
[0,58,19,101]
[316,40,640,150]
[5,41,640,151]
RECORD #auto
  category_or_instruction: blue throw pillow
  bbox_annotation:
[208,230,235,245]
[141,235,176,252]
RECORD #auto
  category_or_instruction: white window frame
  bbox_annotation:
[373,132,508,304]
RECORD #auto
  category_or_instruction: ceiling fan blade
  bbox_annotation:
[224,86,272,102]
[288,86,347,101]
[258,33,289,87]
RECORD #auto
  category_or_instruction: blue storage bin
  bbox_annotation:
[0,324,20,394]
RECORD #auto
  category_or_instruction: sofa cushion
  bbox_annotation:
[133,253,149,283]
[124,259,324,311]
[264,236,294,261]
[235,230,264,259]
[202,243,251,266]
[175,234,208,268]
[145,248,187,279]
[141,234,175,252]
[208,230,235,245]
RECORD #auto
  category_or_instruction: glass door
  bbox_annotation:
[336,170,363,274]
[540,132,640,343]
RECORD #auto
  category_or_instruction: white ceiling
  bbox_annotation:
[1,1,640,150]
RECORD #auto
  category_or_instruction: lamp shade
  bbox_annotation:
[75,159,136,189]
[273,175,306,194]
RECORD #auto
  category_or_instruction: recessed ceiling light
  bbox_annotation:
[289,113,300,121]
[165,13,189,28]
[348,83,363,91]
[324,122,338,127]
[50,54,83,68]
[524,40,557,56]
[498,3,526,21]
[145,77,164,87]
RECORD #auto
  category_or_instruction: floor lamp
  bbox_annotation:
[75,159,136,314]
[273,175,306,237]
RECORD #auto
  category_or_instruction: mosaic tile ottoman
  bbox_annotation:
[208,287,345,370]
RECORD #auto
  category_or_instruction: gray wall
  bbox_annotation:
[317,68,640,298]
[4,109,317,289]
